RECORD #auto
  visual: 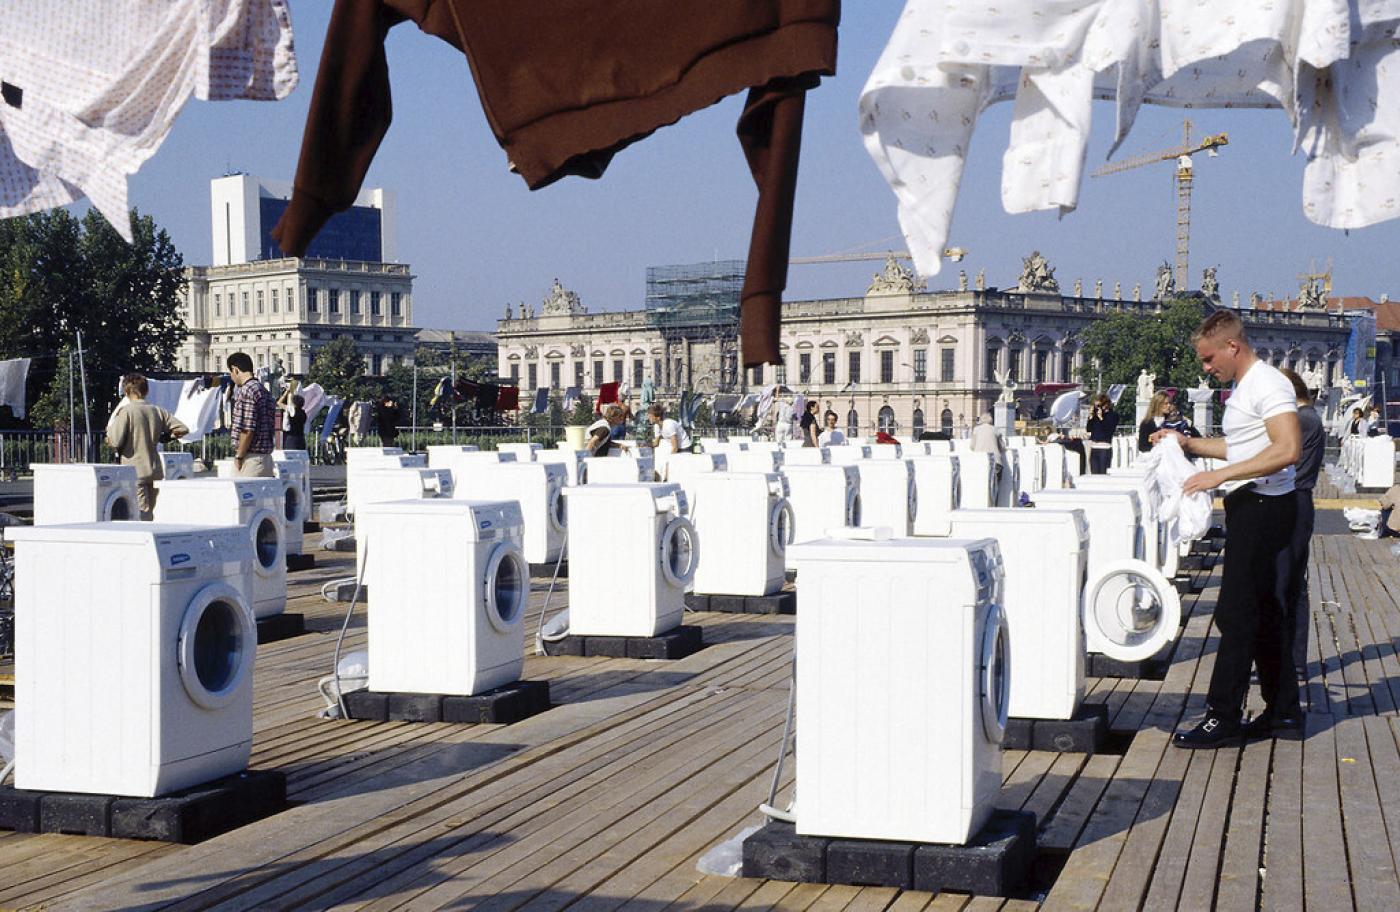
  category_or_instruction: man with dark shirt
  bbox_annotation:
[1278,368,1324,679]
[227,352,276,477]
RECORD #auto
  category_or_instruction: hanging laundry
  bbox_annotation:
[270,0,840,368]
[496,386,519,412]
[754,384,779,424]
[454,377,478,403]
[0,358,30,419]
[318,397,345,445]
[562,386,581,412]
[0,0,298,241]
[476,383,499,412]
[429,377,454,410]
[597,382,620,410]
[861,2,1400,278]
[1140,435,1211,542]
[172,385,223,443]
[530,387,550,415]
[299,382,328,425]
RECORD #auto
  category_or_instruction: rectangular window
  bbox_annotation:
[528,363,538,390]
[654,358,663,384]
[823,352,836,384]
[550,362,561,389]
[1034,349,1049,383]
[509,363,520,384]
[308,289,319,313]
[880,350,895,384]
[214,294,221,317]
[633,359,644,390]
[941,348,955,382]
[287,286,295,313]
[751,364,764,386]
[371,354,382,375]
[799,352,812,384]
[848,351,861,384]
[913,348,927,383]
[349,290,360,314]
[775,361,787,385]
[592,359,604,386]
[370,291,381,316]
[613,359,623,383]
[256,290,264,314]
[574,361,584,388]
[329,290,340,314]
[1008,349,1021,381]
[985,347,1000,382]
[270,288,278,313]
[390,293,401,316]
[241,292,249,315]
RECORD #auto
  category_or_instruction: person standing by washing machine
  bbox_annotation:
[227,352,276,478]
[799,400,821,447]
[1152,311,1301,748]
[818,411,847,446]
[586,405,629,458]
[648,403,691,480]
[1278,368,1324,681]
[105,373,189,520]
[1085,394,1118,474]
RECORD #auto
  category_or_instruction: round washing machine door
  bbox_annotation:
[177,582,256,710]
[979,603,1009,744]
[658,516,699,588]
[483,543,528,633]
[103,489,137,521]
[769,498,795,558]
[1083,559,1181,661]
[282,480,307,526]
[906,477,918,523]
[249,509,285,578]
[547,481,566,532]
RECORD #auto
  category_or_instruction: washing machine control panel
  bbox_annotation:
[969,544,1003,608]
[155,528,251,579]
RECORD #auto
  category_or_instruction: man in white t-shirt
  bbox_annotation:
[648,403,692,479]
[1151,310,1301,749]
[817,411,846,446]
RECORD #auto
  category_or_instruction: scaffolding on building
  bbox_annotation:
[644,261,745,392]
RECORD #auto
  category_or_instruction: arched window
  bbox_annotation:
[940,408,954,433]
[846,408,860,437]
[878,405,896,433]
[912,408,925,439]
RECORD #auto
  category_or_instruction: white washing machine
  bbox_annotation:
[790,533,1008,844]
[726,448,785,474]
[869,443,904,460]
[584,454,655,484]
[497,442,542,462]
[780,465,860,568]
[1362,436,1396,488]
[663,452,728,513]
[776,447,826,467]
[950,452,995,509]
[827,444,872,466]
[273,459,309,555]
[1073,474,1169,575]
[426,444,480,468]
[943,508,1089,720]
[908,455,960,536]
[995,449,1022,508]
[159,451,195,480]
[563,484,696,636]
[689,472,790,597]
[346,445,404,465]
[8,522,256,797]
[357,499,527,695]
[153,478,287,619]
[1031,488,1143,570]
[852,460,916,536]
[1016,445,1045,500]
[1041,443,1069,489]
[349,467,454,580]
[923,439,954,453]
[32,463,140,525]
[346,452,428,516]
[453,461,566,564]
[435,449,516,489]
[537,447,589,485]
[271,448,313,513]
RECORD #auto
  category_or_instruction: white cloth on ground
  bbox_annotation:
[1141,435,1211,542]
[0,358,30,418]
[860,1,1400,279]
[0,0,297,240]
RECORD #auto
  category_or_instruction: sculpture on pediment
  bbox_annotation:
[958,270,968,291]
[1298,275,1326,310]
[910,327,930,345]
[1201,266,1219,300]
[844,331,864,348]
[517,302,527,320]
[1017,251,1059,292]
[1137,369,1156,404]
[542,278,587,316]
[504,302,513,320]
[1132,283,1142,301]
[524,345,538,359]
[569,343,586,358]
[1113,281,1122,298]
[1073,278,1083,297]
[1154,262,1175,300]
[994,368,1017,405]
[1232,291,1241,307]
[866,254,924,295]
[1094,279,1103,297]
[975,268,986,291]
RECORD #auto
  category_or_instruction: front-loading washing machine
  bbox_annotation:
[1016,445,1045,500]
[1073,474,1168,575]
[453,461,567,564]
[724,448,785,474]
[562,484,696,636]
[950,452,995,509]
[153,478,287,618]
[426,444,480,468]
[689,472,790,596]
[779,465,860,566]
[776,447,826,467]
[851,460,916,536]
[942,508,1089,720]
[159,451,195,480]
[273,458,310,555]
[996,449,1022,508]
[346,452,427,517]
[826,444,872,466]
[1041,443,1070,489]
[272,448,312,513]
[32,463,139,525]
[357,498,527,695]
[662,452,728,513]
[869,443,904,460]
[908,454,961,536]
[349,467,454,580]
[537,447,589,485]
[8,522,257,796]
[497,442,542,462]
[435,449,515,489]
[584,453,655,484]
[789,533,1008,844]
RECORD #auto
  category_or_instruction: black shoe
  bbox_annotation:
[1242,712,1304,740]
[1172,715,1241,749]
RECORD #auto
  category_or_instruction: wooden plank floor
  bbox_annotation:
[1,508,1398,910]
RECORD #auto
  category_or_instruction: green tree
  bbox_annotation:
[569,393,594,425]
[306,336,376,400]
[0,208,188,425]
[1080,297,1208,421]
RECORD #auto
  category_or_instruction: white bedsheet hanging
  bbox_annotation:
[860,1,1400,278]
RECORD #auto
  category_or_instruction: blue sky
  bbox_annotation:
[126,3,1399,332]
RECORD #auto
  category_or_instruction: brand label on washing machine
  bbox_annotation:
[169,552,191,565]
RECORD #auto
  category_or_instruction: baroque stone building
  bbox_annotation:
[497,258,1373,436]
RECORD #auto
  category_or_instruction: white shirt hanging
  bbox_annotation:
[861,1,1400,278]
[0,0,297,240]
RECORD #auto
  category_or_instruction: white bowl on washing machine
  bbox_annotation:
[32,463,140,525]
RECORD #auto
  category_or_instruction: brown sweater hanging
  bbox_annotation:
[271,0,839,367]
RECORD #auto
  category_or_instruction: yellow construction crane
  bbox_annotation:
[1090,120,1228,291]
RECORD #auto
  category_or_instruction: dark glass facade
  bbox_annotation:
[259,197,382,262]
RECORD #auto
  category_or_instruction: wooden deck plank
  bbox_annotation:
[1302,715,1356,910]
[1335,717,1400,911]
[1215,739,1271,911]
[1261,737,1305,912]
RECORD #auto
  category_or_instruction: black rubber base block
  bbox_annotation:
[0,770,286,844]
[285,552,317,572]
[742,810,1035,896]
[541,625,703,660]
[326,533,357,553]
[342,680,550,724]
[1002,704,1109,754]
[530,561,568,579]
[1088,651,1170,681]
[685,591,795,615]
[303,520,321,534]
[256,613,305,644]
[1358,485,1390,496]
[1172,575,1206,596]
[785,569,797,583]
[331,581,367,603]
